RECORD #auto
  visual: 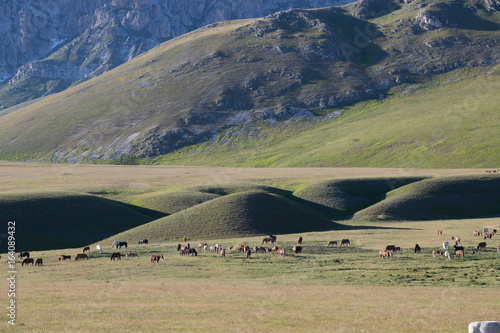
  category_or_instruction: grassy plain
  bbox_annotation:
[1,164,499,332]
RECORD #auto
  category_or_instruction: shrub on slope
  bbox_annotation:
[102,190,339,243]
[353,174,500,221]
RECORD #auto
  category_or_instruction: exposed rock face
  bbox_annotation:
[0,0,353,93]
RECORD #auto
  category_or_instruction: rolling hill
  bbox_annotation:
[0,0,498,167]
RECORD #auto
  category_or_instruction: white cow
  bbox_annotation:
[443,241,449,250]
[96,245,102,254]
[468,321,500,333]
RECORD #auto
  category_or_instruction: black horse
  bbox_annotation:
[139,239,148,245]
[116,241,128,249]
[18,252,30,259]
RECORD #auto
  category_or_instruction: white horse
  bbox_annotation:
[96,244,102,254]
[111,240,123,248]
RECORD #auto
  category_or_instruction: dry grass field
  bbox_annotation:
[1,163,499,332]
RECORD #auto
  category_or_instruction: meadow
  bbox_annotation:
[1,163,499,332]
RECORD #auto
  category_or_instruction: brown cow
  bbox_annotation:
[75,253,89,261]
[59,255,71,261]
[293,246,302,254]
[22,258,34,265]
[35,258,43,266]
[298,236,303,244]
[328,241,338,247]
[83,246,90,253]
[111,252,121,260]
[340,239,350,246]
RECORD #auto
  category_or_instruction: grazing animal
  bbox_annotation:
[414,244,421,253]
[328,241,338,247]
[111,253,121,260]
[269,235,277,243]
[116,241,128,249]
[444,251,450,260]
[75,253,89,261]
[437,230,443,235]
[262,237,274,244]
[433,250,443,257]
[83,246,90,253]
[111,240,123,248]
[150,254,164,264]
[271,246,279,252]
[22,258,34,266]
[35,258,43,266]
[199,242,207,250]
[293,246,302,254]
[229,245,233,251]
[176,244,182,251]
[298,236,303,244]
[221,249,225,258]
[125,253,138,259]
[277,249,286,257]
[455,250,464,258]
[237,244,246,252]
[453,244,464,252]
[245,249,251,259]
[96,245,102,254]
[186,248,197,256]
[379,250,392,259]
[493,229,497,234]
[139,239,148,245]
[243,245,250,253]
[266,248,274,253]
[254,246,265,253]
[340,239,350,246]
[443,241,449,250]
[59,255,71,261]
[453,236,460,244]
[18,252,30,259]
[497,245,500,252]
[385,245,396,252]
[477,242,487,250]
[470,249,477,255]
[473,230,482,237]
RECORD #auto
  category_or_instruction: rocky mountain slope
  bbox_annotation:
[0,0,352,108]
[0,0,498,166]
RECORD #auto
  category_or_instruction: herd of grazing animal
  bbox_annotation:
[15,228,498,268]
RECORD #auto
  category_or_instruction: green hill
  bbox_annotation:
[1,190,155,251]
[0,0,498,167]
[353,174,500,221]
[100,190,340,244]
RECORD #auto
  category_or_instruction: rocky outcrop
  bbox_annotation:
[0,0,353,99]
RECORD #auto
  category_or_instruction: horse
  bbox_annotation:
[139,239,148,245]
[125,253,138,259]
[328,241,338,247]
[262,237,274,244]
[298,236,303,244]
[96,245,102,254]
[111,252,121,260]
[18,252,30,259]
[111,240,123,248]
[59,255,71,261]
[186,248,197,256]
[340,239,350,246]
[22,258,34,265]
[83,246,90,253]
[414,244,421,253]
[150,254,164,264]
[293,246,302,254]
[75,253,89,261]
[35,258,43,266]
[116,241,127,249]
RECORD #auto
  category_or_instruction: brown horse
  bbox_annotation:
[35,258,43,266]
[150,254,164,264]
[340,239,350,246]
[22,258,34,265]
[83,246,90,253]
[328,241,338,247]
[59,255,71,261]
[111,252,121,260]
[75,253,89,261]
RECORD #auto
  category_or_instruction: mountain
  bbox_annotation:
[0,0,498,166]
[0,0,352,109]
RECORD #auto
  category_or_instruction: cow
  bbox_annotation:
[477,242,487,251]
[340,239,350,246]
[414,244,421,253]
[96,245,102,254]
[35,258,43,266]
[111,253,121,260]
[59,255,71,261]
[298,236,303,244]
[22,258,34,265]
[75,253,89,261]
[328,241,338,247]
[444,251,451,260]
[83,246,90,253]
[455,250,464,258]
[293,246,302,254]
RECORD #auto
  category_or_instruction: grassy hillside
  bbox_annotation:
[1,190,156,251]
[354,174,500,221]
[0,0,498,167]
[102,190,340,244]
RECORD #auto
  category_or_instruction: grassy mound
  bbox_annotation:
[101,190,340,244]
[294,177,426,217]
[354,174,500,221]
[1,190,155,251]
[129,190,220,215]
